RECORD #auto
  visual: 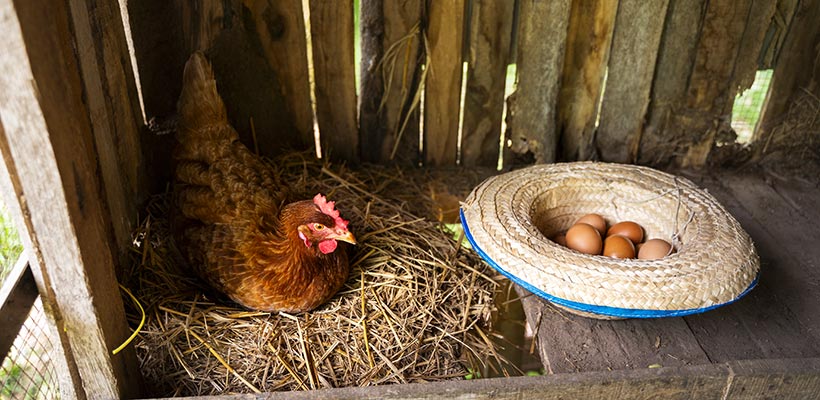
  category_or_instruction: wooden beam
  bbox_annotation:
[0,0,141,397]
[755,0,820,145]
[558,0,618,162]
[66,0,148,255]
[0,255,37,361]
[424,0,466,166]
[506,0,571,165]
[359,0,424,164]
[0,122,81,399]
[160,358,820,399]
[461,0,515,167]
[640,0,707,166]
[679,0,752,167]
[310,0,358,162]
[596,0,669,163]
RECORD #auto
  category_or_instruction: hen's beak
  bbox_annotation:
[333,230,357,245]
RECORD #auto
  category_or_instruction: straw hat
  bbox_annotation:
[460,162,760,319]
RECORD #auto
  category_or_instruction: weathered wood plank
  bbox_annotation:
[358,0,386,163]
[461,0,514,167]
[758,0,799,70]
[424,0,466,166]
[517,287,708,374]
[640,0,707,166]
[309,0,358,162]
[506,0,571,165]
[155,359,820,400]
[0,256,37,361]
[128,0,313,158]
[222,0,314,153]
[679,0,752,167]
[0,122,80,400]
[755,0,820,145]
[359,0,424,164]
[0,0,141,397]
[726,358,820,399]
[66,0,148,256]
[558,0,618,162]
[596,0,669,163]
[731,0,777,94]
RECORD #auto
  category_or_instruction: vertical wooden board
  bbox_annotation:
[679,1,752,167]
[127,0,313,160]
[558,0,618,162]
[596,0,669,163]
[124,0,186,118]
[640,0,706,165]
[66,0,148,255]
[424,0,466,166]
[506,0,571,165]
[358,0,386,163]
[0,124,80,400]
[758,0,799,70]
[359,0,423,164]
[381,0,424,164]
[310,0,358,162]
[461,0,514,167]
[0,0,141,397]
[224,0,314,153]
[755,0,820,145]
[122,0,185,189]
[731,0,777,94]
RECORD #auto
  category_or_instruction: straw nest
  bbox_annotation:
[461,162,760,319]
[121,153,503,396]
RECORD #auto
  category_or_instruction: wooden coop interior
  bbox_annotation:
[1,0,820,398]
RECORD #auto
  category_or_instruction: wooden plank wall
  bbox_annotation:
[0,0,144,397]
[122,0,799,170]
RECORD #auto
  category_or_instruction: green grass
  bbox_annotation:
[731,69,773,143]
[1,201,24,285]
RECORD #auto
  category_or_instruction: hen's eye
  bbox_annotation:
[313,223,326,231]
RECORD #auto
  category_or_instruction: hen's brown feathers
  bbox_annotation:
[172,52,353,313]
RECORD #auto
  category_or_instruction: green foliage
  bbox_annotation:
[1,201,24,284]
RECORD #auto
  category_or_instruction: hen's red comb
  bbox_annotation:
[314,194,349,230]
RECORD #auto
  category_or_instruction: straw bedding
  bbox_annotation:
[121,153,502,396]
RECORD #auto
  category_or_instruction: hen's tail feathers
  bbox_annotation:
[177,52,234,139]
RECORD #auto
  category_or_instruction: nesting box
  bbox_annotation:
[1,0,820,398]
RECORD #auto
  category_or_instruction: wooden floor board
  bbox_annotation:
[517,287,708,374]
[700,171,820,343]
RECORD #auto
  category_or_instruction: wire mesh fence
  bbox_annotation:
[1,298,59,399]
[732,69,774,143]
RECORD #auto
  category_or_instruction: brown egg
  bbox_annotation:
[603,235,636,259]
[565,223,602,255]
[576,213,607,235]
[551,233,567,247]
[607,221,644,244]
[638,239,674,260]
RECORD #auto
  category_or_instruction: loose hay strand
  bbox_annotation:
[123,153,501,396]
[188,330,261,393]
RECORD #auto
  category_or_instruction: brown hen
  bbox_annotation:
[172,52,356,313]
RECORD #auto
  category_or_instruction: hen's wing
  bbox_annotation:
[172,52,287,293]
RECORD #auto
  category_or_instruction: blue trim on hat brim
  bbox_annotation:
[459,208,759,319]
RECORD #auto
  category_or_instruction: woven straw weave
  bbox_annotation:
[461,162,760,318]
